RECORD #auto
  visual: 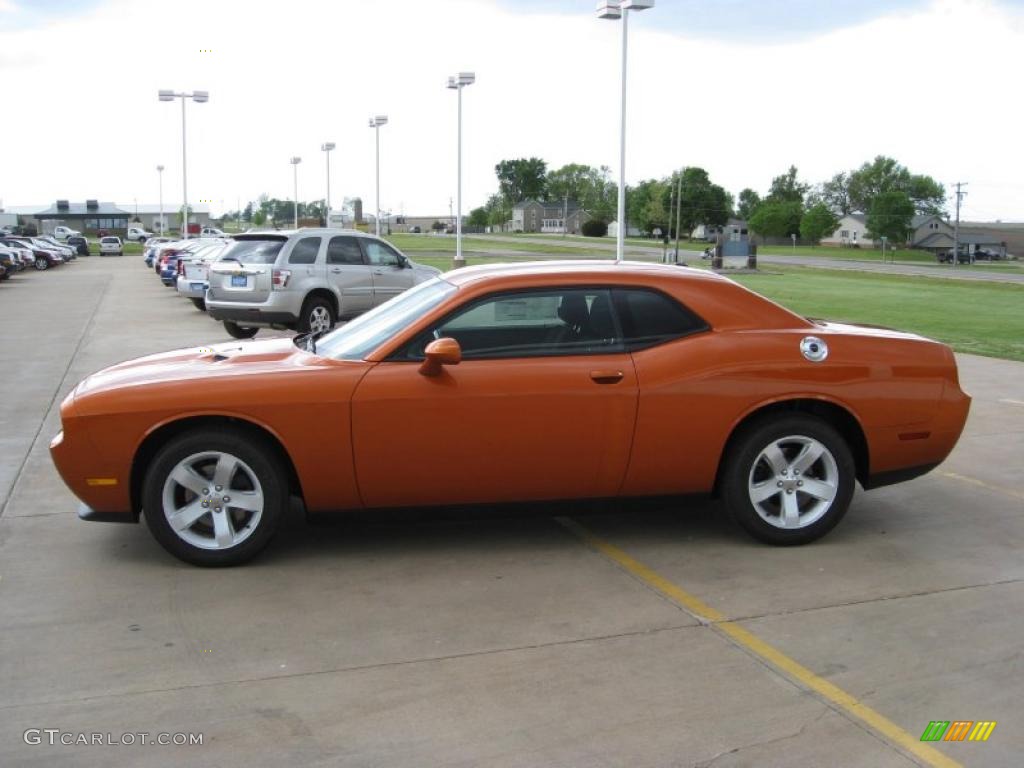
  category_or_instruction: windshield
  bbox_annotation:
[217,238,284,264]
[316,278,456,361]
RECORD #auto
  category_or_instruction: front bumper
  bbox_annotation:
[78,503,136,524]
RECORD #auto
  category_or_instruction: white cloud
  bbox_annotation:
[0,0,1021,222]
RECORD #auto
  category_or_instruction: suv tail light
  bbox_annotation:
[177,259,185,276]
[272,268,291,289]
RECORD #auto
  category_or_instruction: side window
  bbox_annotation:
[399,288,623,360]
[288,237,321,265]
[361,239,401,267]
[327,236,364,265]
[613,289,708,350]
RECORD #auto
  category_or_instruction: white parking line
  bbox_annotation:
[998,398,1024,407]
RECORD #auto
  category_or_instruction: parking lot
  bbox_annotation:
[1,255,1022,767]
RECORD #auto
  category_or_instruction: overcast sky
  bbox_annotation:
[1,0,1022,221]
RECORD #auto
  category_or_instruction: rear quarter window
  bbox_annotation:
[218,239,285,264]
[614,288,708,349]
[288,237,322,265]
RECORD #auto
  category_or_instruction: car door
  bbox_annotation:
[326,235,374,318]
[351,287,638,508]
[360,238,414,305]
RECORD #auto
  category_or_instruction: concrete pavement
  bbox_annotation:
[1,256,1021,767]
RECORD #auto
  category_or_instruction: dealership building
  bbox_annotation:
[14,200,212,235]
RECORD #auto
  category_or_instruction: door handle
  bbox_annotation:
[330,268,342,273]
[590,370,624,384]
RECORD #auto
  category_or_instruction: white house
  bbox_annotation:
[820,213,874,248]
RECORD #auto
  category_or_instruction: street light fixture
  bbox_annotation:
[321,142,336,226]
[156,165,165,234]
[368,115,388,237]
[447,71,475,269]
[596,0,654,263]
[158,89,209,239]
[290,156,302,229]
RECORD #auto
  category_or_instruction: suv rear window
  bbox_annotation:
[101,237,119,244]
[218,239,285,264]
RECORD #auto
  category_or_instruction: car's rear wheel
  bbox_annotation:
[720,415,855,545]
[190,297,207,311]
[142,429,287,566]
[34,258,48,271]
[299,297,336,335]
[223,321,258,339]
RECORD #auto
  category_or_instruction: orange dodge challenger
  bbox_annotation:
[51,261,970,566]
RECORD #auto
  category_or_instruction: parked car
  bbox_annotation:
[99,236,123,256]
[3,238,61,269]
[53,225,81,240]
[158,239,220,285]
[175,241,230,309]
[0,246,19,278]
[206,229,440,339]
[37,236,77,260]
[936,249,972,264]
[126,226,153,243]
[66,236,90,256]
[143,237,175,266]
[1,240,34,268]
[200,227,226,238]
[51,261,972,566]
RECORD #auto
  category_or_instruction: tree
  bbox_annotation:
[545,163,617,222]
[242,202,254,222]
[494,157,547,205]
[800,202,840,243]
[820,172,852,214]
[736,188,761,220]
[625,179,667,235]
[749,201,804,239]
[581,219,608,237]
[866,190,915,243]
[252,210,266,226]
[766,166,809,204]
[673,167,730,237]
[847,156,944,215]
[468,206,488,227]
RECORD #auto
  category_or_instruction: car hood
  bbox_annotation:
[73,338,314,400]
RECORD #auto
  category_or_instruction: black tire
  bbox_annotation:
[190,297,207,311]
[298,296,336,334]
[142,428,287,566]
[720,414,856,545]
[223,321,258,339]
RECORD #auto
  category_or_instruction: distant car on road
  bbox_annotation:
[127,226,153,243]
[99,236,123,256]
[205,229,441,339]
[200,227,226,238]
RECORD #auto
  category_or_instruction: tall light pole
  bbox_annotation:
[156,165,164,234]
[158,89,208,239]
[290,157,302,228]
[368,115,388,236]
[596,1,654,263]
[447,71,475,269]
[321,142,335,226]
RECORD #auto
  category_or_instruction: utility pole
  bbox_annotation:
[952,181,967,267]
[668,172,676,257]
[674,171,683,262]
[563,192,568,238]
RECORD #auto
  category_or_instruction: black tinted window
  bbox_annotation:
[288,237,321,265]
[614,289,707,349]
[327,236,364,265]
[217,239,285,264]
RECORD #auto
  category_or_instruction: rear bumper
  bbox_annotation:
[176,276,208,298]
[78,503,136,524]
[205,305,297,326]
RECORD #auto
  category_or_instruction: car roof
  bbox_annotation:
[440,259,736,288]
[234,228,375,241]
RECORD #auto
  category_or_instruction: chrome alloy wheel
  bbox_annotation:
[747,435,839,530]
[161,451,264,550]
[308,305,332,334]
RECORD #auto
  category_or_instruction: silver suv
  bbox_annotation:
[206,229,441,339]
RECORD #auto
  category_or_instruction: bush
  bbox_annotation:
[581,219,608,237]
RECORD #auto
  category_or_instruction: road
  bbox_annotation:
[470,234,1024,283]
[1,256,1022,767]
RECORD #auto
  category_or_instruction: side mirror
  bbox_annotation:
[399,254,411,268]
[419,337,461,377]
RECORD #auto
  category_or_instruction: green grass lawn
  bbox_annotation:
[386,233,633,258]
[731,267,1024,361]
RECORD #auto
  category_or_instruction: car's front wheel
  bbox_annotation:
[34,258,48,271]
[190,297,206,311]
[720,415,855,545]
[223,321,258,339]
[142,429,287,566]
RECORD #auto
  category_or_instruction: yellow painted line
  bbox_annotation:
[940,471,1024,501]
[557,517,962,768]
